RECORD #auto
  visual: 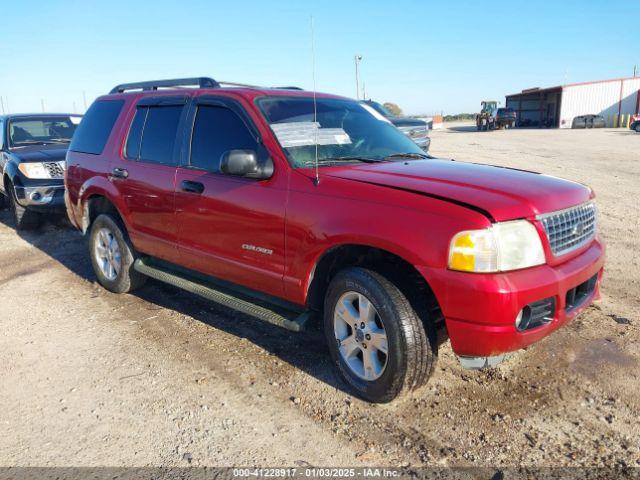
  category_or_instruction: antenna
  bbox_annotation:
[310,15,319,186]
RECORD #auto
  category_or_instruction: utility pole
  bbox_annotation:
[82,91,87,111]
[0,96,4,114]
[354,55,362,100]
[634,65,637,78]
[41,99,45,112]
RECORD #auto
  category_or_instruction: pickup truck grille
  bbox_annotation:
[538,202,597,256]
[398,125,428,140]
[44,162,65,178]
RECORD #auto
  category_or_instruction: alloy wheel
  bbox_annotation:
[333,291,388,381]
[94,227,122,281]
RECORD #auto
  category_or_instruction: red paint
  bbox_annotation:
[65,86,605,358]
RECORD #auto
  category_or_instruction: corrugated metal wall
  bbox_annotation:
[559,78,640,128]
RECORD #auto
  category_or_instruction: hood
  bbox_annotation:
[389,117,427,128]
[9,144,68,162]
[325,159,592,221]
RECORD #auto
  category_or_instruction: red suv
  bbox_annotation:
[65,77,605,402]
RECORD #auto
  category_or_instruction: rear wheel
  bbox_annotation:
[8,183,41,230]
[89,213,146,294]
[324,267,435,403]
[635,123,640,133]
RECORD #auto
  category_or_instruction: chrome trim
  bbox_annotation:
[14,185,64,206]
[536,201,597,256]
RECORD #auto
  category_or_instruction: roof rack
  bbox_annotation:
[109,77,304,94]
[109,77,220,94]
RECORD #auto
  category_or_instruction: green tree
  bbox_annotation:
[383,102,403,117]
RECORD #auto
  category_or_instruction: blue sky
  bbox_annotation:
[0,0,637,115]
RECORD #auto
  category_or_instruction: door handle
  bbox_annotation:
[111,167,129,179]
[180,180,205,194]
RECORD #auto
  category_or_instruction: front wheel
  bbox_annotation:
[89,213,146,294]
[635,123,640,133]
[324,267,435,403]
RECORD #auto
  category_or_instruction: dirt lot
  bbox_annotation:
[1,126,638,469]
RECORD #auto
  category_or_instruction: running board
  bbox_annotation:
[133,258,312,332]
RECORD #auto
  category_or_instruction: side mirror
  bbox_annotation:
[220,150,274,179]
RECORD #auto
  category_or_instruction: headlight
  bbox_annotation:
[18,162,63,179]
[448,220,545,272]
[19,162,49,179]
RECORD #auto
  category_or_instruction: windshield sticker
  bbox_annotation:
[271,122,352,148]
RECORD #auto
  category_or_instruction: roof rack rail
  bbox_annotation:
[275,86,304,90]
[217,81,262,89]
[109,77,220,94]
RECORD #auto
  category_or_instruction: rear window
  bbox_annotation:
[497,108,514,114]
[70,100,124,155]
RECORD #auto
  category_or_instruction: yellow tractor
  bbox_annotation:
[476,100,498,131]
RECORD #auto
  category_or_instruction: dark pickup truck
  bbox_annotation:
[361,100,430,151]
[0,113,81,229]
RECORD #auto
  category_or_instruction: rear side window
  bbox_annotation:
[70,100,124,154]
[125,105,182,165]
[190,105,257,172]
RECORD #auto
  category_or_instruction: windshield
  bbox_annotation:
[258,97,425,168]
[8,116,81,147]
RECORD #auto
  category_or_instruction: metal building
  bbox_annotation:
[506,76,640,128]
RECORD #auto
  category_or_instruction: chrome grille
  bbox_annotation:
[43,162,65,178]
[538,202,597,256]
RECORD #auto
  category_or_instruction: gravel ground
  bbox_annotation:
[0,126,638,469]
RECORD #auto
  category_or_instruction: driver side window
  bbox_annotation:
[190,105,258,173]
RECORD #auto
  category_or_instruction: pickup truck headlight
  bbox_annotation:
[18,162,63,179]
[448,220,545,272]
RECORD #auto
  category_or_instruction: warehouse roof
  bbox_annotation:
[507,75,640,98]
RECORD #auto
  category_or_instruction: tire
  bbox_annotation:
[635,123,640,133]
[88,213,146,294]
[0,192,6,210]
[7,183,41,230]
[324,267,434,403]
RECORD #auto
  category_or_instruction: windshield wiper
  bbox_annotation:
[300,156,388,167]
[385,152,429,160]
[324,156,389,163]
[48,138,71,143]
[12,140,59,146]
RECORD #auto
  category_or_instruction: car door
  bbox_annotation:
[174,95,287,298]
[110,95,189,263]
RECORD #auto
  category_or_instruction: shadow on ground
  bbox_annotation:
[0,209,346,395]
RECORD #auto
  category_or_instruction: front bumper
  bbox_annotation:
[14,183,66,211]
[420,239,605,357]
[414,136,430,151]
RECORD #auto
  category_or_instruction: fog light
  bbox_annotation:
[30,192,42,201]
[515,306,532,331]
[515,309,524,329]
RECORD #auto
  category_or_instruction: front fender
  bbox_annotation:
[283,187,490,305]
